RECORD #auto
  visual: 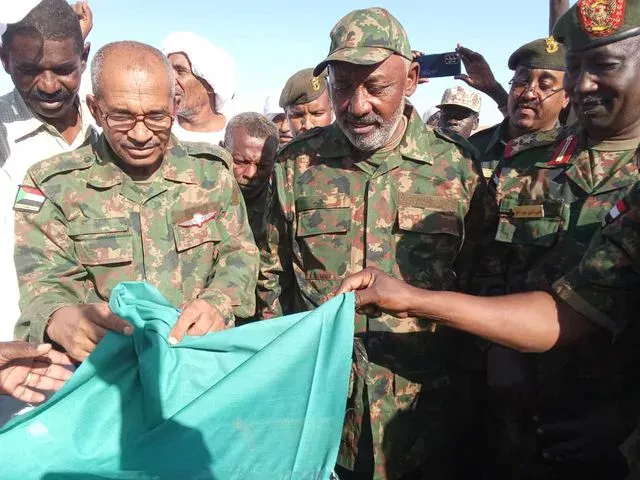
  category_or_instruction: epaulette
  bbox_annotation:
[276,126,326,160]
[183,141,233,170]
[29,142,96,184]
[504,126,564,159]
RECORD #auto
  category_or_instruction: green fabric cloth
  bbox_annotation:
[0,282,355,479]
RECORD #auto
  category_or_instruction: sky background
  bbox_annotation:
[0,0,576,127]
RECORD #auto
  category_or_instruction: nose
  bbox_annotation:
[127,120,154,144]
[37,70,62,94]
[348,85,372,118]
[244,163,257,179]
[300,114,311,132]
[574,70,598,95]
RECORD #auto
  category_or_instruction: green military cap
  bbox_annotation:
[508,36,566,70]
[279,68,328,108]
[553,0,640,52]
[313,7,412,76]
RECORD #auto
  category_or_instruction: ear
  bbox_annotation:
[561,90,570,109]
[0,44,10,74]
[404,61,420,97]
[80,42,91,74]
[172,95,180,116]
[86,94,103,127]
[473,115,480,130]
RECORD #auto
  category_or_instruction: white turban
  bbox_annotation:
[0,0,44,38]
[162,32,236,112]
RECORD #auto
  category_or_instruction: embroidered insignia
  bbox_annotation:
[512,205,545,219]
[578,0,626,38]
[603,199,628,225]
[13,185,46,213]
[545,36,560,54]
[547,135,578,166]
[178,211,218,228]
[311,77,321,91]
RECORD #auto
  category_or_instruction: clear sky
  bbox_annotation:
[0,0,572,127]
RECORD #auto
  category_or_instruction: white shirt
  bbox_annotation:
[0,88,96,341]
[172,121,225,146]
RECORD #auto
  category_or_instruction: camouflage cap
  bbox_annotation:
[436,86,481,114]
[313,7,412,76]
[279,68,329,108]
[553,0,640,52]
[508,37,566,71]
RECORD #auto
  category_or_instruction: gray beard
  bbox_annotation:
[332,97,405,152]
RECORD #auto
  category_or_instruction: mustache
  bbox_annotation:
[578,94,605,106]
[342,112,384,126]
[30,89,72,103]
[516,100,539,111]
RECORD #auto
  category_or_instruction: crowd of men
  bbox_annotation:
[0,0,640,479]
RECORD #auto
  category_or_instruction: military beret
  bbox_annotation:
[279,68,328,108]
[553,0,640,52]
[508,37,566,71]
[313,7,412,76]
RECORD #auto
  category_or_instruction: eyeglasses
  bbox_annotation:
[508,78,564,101]
[96,105,173,132]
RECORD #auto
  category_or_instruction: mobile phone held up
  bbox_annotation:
[416,52,461,79]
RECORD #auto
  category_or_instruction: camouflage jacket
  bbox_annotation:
[462,125,640,475]
[14,136,259,343]
[555,181,640,336]
[468,118,509,181]
[258,104,483,478]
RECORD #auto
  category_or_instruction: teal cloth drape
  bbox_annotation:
[0,282,354,479]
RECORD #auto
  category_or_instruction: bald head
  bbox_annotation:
[91,41,175,99]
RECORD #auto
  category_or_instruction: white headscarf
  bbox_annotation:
[0,0,44,38]
[162,32,236,112]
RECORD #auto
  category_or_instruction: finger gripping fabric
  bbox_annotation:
[0,282,355,480]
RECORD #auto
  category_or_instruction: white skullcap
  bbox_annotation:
[162,32,236,112]
[263,96,284,121]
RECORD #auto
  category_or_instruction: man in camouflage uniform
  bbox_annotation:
[258,7,482,479]
[427,1,640,477]
[14,41,258,362]
[437,85,481,139]
[223,112,278,246]
[279,68,333,137]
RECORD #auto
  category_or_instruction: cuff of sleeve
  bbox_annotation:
[553,277,621,336]
[17,302,73,343]
[197,290,235,327]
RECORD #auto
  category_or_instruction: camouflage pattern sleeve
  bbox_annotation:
[554,189,640,336]
[196,166,259,323]
[256,163,296,318]
[14,174,93,343]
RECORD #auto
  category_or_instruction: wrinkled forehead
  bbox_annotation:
[328,54,405,84]
[5,34,80,66]
[98,66,173,110]
[167,52,192,71]
[513,65,565,82]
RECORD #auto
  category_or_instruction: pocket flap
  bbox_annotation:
[173,221,221,252]
[297,207,351,237]
[68,217,130,237]
[295,194,351,211]
[496,198,563,247]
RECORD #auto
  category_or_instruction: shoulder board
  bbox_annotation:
[546,134,579,166]
[183,141,232,169]
[433,127,480,159]
[276,126,326,159]
[504,127,563,159]
[29,143,95,184]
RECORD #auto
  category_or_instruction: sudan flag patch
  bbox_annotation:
[13,185,46,213]
[603,199,628,226]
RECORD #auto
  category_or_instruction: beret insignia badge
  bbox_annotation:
[578,0,626,38]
